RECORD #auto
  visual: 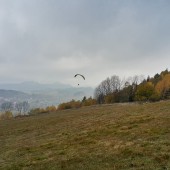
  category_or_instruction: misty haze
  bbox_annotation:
[0,1,170,169]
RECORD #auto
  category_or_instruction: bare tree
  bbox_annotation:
[22,101,30,114]
[126,75,145,86]
[94,84,105,104]
[1,102,13,112]
[15,101,30,115]
[120,75,144,102]
[94,74,145,104]
[100,78,111,95]
[110,75,123,92]
[15,102,23,115]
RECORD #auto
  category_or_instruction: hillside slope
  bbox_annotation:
[0,101,170,169]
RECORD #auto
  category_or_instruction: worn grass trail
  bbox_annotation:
[0,101,170,169]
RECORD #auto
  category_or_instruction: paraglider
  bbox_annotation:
[74,74,85,80]
[74,74,85,85]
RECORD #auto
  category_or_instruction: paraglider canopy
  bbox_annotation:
[74,74,85,86]
[74,74,85,80]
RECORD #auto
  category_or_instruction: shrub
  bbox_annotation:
[0,111,13,120]
[149,92,161,102]
[58,100,81,110]
[28,108,46,115]
[45,106,57,112]
[82,97,97,106]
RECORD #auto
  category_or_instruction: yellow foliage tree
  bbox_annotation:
[135,82,160,101]
[155,73,170,96]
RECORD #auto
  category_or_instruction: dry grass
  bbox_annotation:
[0,101,170,169]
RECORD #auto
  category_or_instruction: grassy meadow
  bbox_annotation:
[0,101,170,169]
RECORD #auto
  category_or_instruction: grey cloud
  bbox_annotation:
[0,0,170,86]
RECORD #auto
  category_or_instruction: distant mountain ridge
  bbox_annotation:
[0,82,94,108]
[0,89,27,98]
[0,81,72,92]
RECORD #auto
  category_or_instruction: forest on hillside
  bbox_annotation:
[94,69,170,104]
[57,69,170,110]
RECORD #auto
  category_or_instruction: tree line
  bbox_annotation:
[54,69,170,111]
[1,69,170,116]
[94,69,170,104]
[57,97,97,110]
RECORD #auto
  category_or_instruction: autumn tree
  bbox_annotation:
[118,75,143,102]
[46,105,57,112]
[82,97,97,106]
[135,82,158,101]
[155,73,170,98]
[94,75,144,104]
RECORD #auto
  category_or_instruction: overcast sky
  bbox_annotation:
[0,0,170,87]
